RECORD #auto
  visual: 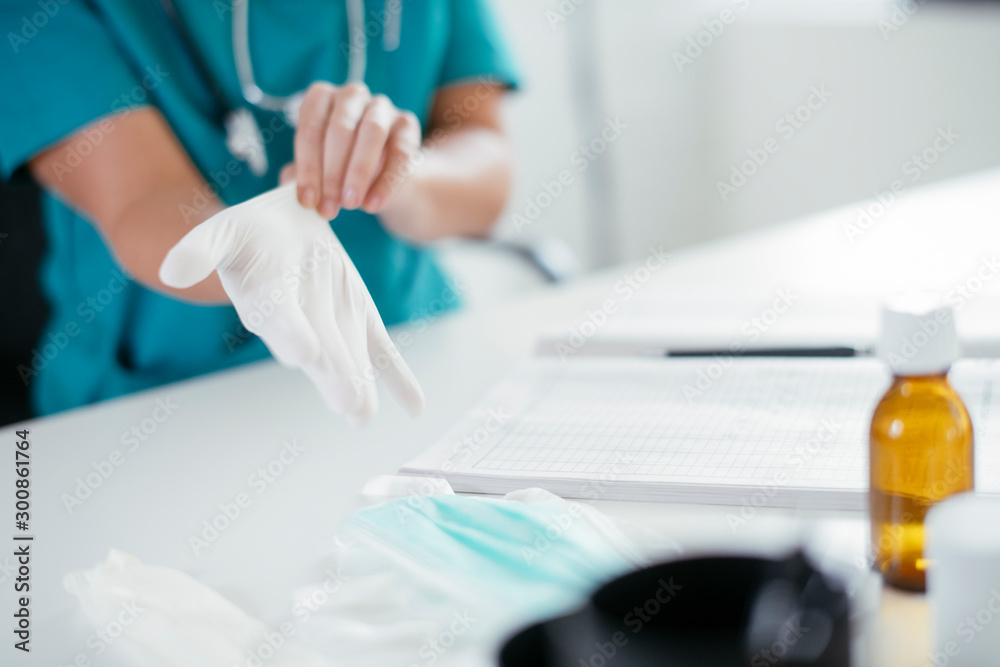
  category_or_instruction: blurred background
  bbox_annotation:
[439,0,1000,299]
[4,0,1000,422]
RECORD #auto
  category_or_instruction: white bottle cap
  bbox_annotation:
[879,292,958,376]
[926,494,1000,666]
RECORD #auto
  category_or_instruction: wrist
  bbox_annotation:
[376,161,442,243]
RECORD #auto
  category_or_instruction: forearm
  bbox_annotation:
[28,108,230,304]
[106,184,229,303]
[379,126,512,242]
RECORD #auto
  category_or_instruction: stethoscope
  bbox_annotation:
[158,0,402,176]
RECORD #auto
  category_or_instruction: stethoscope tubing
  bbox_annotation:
[232,0,372,126]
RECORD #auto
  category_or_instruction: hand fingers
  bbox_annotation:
[341,95,396,210]
[231,288,321,368]
[159,214,236,289]
[365,301,425,416]
[278,162,297,186]
[294,83,335,209]
[318,83,371,219]
[363,112,421,213]
[295,82,418,219]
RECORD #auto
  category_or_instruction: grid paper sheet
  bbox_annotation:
[470,359,878,489]
[403,357,1000,506]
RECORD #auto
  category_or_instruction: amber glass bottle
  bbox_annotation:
[869,297,974,592]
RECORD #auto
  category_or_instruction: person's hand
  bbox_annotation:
[291,82,422,223]
[158,183,424,425]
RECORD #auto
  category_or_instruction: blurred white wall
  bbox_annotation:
[487,0,1000,269]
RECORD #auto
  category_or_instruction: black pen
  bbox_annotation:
[667,346,868,358]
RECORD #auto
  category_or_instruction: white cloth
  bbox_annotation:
[64,550,337,667]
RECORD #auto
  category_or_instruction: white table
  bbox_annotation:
[7,168,1000,667]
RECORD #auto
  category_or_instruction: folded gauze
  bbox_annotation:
[65,489,681,666]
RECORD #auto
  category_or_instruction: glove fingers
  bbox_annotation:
[366,305,425,417]
[159,214,235,289]
[335,304,379,425]
[235,292,321,368]
[301,275,373,421]
[322,271,380,423]
[301,358,369,425]
[300,333,372,420]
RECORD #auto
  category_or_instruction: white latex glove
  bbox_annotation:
[159,183,424,425]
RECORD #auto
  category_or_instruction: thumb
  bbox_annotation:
[159,214,236,288]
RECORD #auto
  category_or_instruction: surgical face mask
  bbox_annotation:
[64,489,680,667]
[290,488,682,665]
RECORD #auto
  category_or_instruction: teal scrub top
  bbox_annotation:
[0,0,518,415]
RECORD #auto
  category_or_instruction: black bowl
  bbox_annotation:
[498,551,851,667]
